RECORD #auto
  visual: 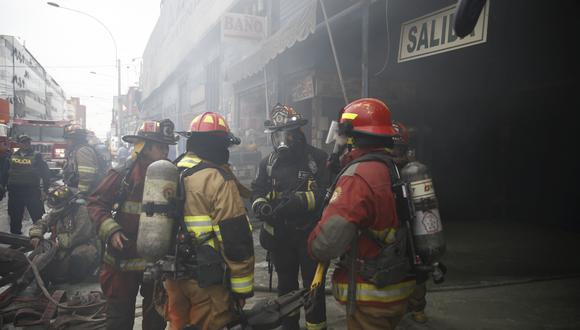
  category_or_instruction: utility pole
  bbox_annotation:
[361,0,370,98]
[117,58,121,137]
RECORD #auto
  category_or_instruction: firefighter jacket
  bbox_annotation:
[63,144,99,194]
[308,148,416,307]
[251,145,329,233]
[176,152,255,298]
[87,158,149,272]
[29,203,98,256]
[3,148,50,190]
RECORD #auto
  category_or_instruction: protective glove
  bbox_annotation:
[276,192,312,215]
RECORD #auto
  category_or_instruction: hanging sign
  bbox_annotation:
[398,2,489,62]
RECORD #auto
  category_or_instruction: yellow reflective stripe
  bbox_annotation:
[369,228,397,244]
[305,191,315,211]
[212,225,222,242]
[98,218,121,241]
[29,227,44,238]
[77,165,97,173]
[306,321,327,330]
[231,274,254,294]
[121,258,149,271]
[120,201,141,215]
[177,155,202,168]
[78,184,89,192]
[251,197,268,209]
[103,252,148,271]
[333,280,415,304]
[184,215,213,233]
[184,215,217,247]
[341,112,358,120]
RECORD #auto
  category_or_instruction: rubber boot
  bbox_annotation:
[411,310,428,324]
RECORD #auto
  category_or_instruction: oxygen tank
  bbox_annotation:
[401,161,446,266]
[137,159,179,262]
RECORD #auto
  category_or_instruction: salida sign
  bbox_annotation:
[398,2,489,62]
[222,13,266,40]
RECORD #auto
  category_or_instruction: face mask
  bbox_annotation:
[271,130,290,153]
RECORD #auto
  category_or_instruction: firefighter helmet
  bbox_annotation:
[64,124,91,140]
[16,134,31,144]
[46,185,75,212]
[339,98,396,137]
[392,120,410,146]
[179,112,240,145]
[122,119,178,145]
[264,103,307,133]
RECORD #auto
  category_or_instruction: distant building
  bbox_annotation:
[0,35,66,122]
[66,97,86,128]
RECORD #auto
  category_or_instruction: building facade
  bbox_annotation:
[140,0,578,227]
[0,35,66,122]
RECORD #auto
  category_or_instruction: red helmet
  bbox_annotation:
[339,98,396,137]
[392,120,410,146]
[188,112,231,134]
[182,112,240,145]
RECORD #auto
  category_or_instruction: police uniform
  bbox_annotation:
[1,137,50,234]
[251,104,329,330]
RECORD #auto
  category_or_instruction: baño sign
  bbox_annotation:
[222,13,266,40]
[398,2,489,63]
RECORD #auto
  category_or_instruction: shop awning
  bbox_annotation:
[226,0,318,84]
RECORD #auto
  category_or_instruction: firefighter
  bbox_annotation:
[251,103,329,330]
[0,134,50,234]
[29,185,99,284]
[63,125,101,195]
[87,119,177,330]
[308,98,416,330]
[392,120,435,324]
[164,112,254,330]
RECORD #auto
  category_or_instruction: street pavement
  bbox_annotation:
[2,196,580,329]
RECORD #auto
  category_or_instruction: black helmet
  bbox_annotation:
[264,103,308,133]
[64,124,91,140]
[46,185,75,212]
[122,119,178,145]
[17,134,31,143]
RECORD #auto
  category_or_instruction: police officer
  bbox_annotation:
[0,134,50,234]
[29,185,99,284]
[251,103,329,330]
[308,98,416,330]
[87,119,177,330]
[165,112,254,329]
[63,125,100,195]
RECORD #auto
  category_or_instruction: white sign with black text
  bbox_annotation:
[398,2,490,63]
[222,13,266,40]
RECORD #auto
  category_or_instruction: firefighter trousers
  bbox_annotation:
[347,302,407,330]
[272,227,326,330]
[7,186,44,234]
[408,282,427,312]
[164,279,237,330]
[99,263,166,330]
